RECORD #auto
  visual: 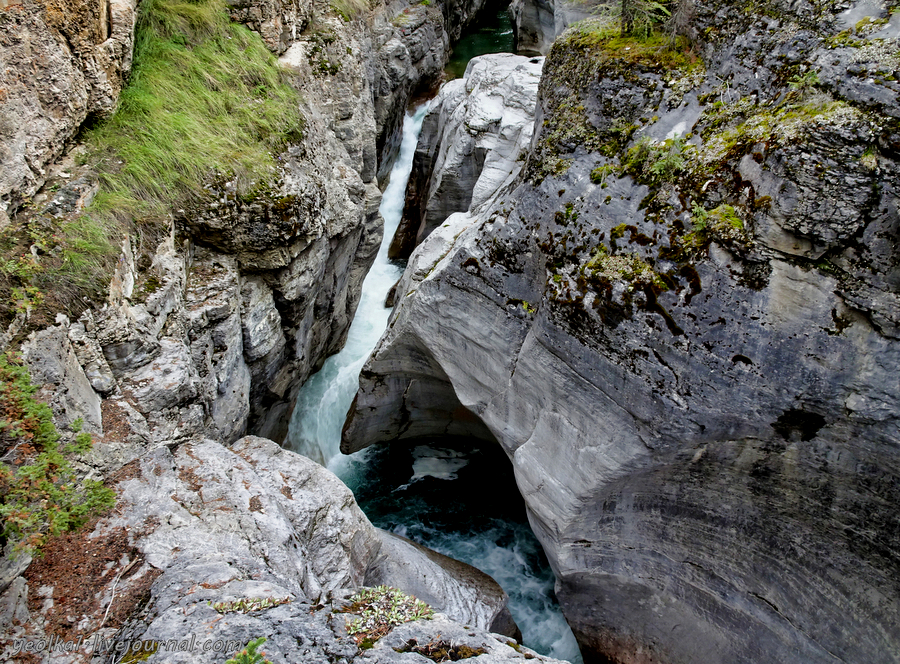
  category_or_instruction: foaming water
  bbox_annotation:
[339,442,583,663]
[283,104,582,663]
[284,105,428,465]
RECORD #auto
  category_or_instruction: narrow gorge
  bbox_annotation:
[0,0,898,663]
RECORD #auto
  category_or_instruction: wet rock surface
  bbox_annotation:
[346,2,900,662]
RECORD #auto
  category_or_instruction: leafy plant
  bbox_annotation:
[788,68,820,91]
[0,354,115,555]
[211,596,292,614]
[344,586,434,645]
[623,135,690,185]
[226,637,272,664]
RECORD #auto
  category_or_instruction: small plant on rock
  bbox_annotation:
[226,637,272,664]
[623,135,690,185]
[211,596,292,614]
[0,353,115,555]
[344,585,434,645]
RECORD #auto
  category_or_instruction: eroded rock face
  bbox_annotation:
[508,0,592,55]
[1,0,506,447]
[0,436,528,663]
[345,2,900,662]
[0,0,137,225]
[226,0,313,55]
[390,53,544,258]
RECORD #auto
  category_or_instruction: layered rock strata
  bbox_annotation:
[345,2,900,662]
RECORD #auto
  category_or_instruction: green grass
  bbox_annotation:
[559,17,698,70]
[0,0,303,325]
[90,0,303,216]
[330,0,370,21]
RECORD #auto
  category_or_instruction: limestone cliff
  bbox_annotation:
[390,52,544,258]
[0,0,496,446]
[344,2,900,662]
[2,436,544,663]
[0,0,543,661]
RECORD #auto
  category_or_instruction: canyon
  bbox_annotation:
[0,0,898,663]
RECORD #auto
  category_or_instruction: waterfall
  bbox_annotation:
[284,104,428,467]
[283,103,582,664]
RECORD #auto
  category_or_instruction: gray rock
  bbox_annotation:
[392,53,543,258]
[366,530,518,638]
[0,0,137,217]
[345,5,900,663]
[1,436,531,664]
[509,0,594,55]
[21,325,102,434]
[226,0,313,55]
[364,614,566,663]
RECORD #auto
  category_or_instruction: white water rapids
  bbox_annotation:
[284,106,582,663]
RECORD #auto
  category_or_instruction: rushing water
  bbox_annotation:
[284,106,582,662]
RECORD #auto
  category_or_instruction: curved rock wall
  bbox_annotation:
[344,2,900,662]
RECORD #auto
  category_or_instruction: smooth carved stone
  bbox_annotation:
[391,53,543,259]
[346,5,900,662]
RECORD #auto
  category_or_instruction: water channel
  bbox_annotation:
[284,11,582,661]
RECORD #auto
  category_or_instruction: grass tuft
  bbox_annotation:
[0,0,303,326]
[89,0,304,215]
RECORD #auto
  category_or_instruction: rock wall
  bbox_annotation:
[0,2,550,661]
[344,2,900,662]
[1,0,500,447]
[508,0,593,55]
[390,53,544,259]
[0,0,137,226]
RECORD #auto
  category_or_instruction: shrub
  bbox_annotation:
[623,135,690,185]
[0,354,115,555]
[226,637,272,664]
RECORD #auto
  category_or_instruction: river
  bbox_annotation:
[284,103,582,662]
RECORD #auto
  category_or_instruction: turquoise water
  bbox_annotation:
[337,440,583,662]
[446,6,516,79]
[284,106,582,662]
